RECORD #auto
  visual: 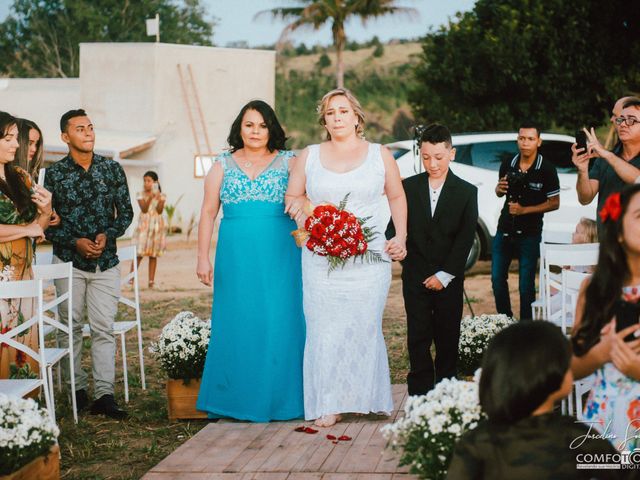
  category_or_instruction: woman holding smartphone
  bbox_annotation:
[131,171,166,288]
[571,184,640,451]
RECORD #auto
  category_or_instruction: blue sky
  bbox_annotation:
[0,0,476,47]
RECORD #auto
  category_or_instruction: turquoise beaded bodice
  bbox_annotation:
[218,150,293,205]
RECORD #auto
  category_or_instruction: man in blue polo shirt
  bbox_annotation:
[491,122,560,320]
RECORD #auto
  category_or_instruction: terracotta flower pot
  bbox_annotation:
[166,378,208,420]
[1,444,60,480]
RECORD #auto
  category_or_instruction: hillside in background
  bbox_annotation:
[275,41,422,148]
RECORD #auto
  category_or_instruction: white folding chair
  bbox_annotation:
[36,247,145,403]
[114,245,145,402]
[34,251,56,337]
[560,269,591,334]
[542,228,574,244]
[0,279,54,423]
[82,245,146,403]
[558,268,592,416]
[532,230,574,319]
[543,243,599,329]
[33,261,78,423]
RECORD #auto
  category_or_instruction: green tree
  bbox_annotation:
[316,52,332,68]
[0,0,215,77]
[256,0,417,88]
[372,43,384,57]
[410,0,639,132]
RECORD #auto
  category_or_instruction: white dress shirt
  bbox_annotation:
[429,179,455,288]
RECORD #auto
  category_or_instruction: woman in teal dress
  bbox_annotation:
[196,100,304,421]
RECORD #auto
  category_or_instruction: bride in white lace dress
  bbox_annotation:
[285,88,408,427]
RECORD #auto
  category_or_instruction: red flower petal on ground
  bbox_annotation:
[326,434,336,440]
[303,427,318,434]
[294,426,306,432]
[338,435,352,441]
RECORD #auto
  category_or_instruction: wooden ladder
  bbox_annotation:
[177,64,213,176]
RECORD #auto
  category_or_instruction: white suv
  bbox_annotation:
[386,132,596,269]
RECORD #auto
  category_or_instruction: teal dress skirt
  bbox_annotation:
[197,150,305,421]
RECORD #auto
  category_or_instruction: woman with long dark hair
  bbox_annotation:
[15,118,43,179]
[195,100,304,421]
[131,171,166,288]
[15,118,60,227]
[572,184,640,451]
[0,111,53,379]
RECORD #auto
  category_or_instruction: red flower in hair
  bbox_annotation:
[599,192,622,223]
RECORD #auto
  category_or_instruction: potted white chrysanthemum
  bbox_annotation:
[149,311,210,420]
[381,376,484,480]
[0,394,60,479]
[458,314,515,377]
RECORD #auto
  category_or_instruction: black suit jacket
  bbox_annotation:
[387,171,478,284]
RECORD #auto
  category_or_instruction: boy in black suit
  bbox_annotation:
[387,124,478,396]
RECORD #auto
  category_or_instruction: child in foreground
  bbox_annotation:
[446,321,625,480]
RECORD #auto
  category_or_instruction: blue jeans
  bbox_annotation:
[491,230,541,320]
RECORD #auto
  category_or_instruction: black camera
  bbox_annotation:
[506,170,527,202]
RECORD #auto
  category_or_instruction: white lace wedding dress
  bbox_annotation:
[302,142,394,420]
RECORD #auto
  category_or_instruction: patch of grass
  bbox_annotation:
[54,293,213,480]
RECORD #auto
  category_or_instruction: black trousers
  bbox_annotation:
[403,276,464,396]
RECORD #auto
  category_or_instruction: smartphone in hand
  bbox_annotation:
[575,130,588,152]
[615,299,640,341]
[37,168,45,187]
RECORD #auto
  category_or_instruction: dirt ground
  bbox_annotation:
[133,235,521,319]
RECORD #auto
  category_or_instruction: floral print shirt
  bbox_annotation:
[44,154,133,272]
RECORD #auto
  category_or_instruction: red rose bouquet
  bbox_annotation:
[292,194,385,272]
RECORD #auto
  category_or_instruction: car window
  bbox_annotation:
[469,141,519,171]
[453,144,472,166]
[538,141,576,174]
[391,147,410,160]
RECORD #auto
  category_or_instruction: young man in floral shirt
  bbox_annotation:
[45,109,133,419]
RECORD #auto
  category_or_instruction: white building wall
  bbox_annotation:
[0,78,80,150]
[80,43,276,227]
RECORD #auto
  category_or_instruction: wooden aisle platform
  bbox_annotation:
[143,385,417,480]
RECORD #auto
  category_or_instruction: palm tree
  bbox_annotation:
[256,1,418,88]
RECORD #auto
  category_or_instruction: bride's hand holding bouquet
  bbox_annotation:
[287,193,387,273]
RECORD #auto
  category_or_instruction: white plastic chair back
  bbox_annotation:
[560,269,592,333]
[32,261,78,423]
[543,243,598,327]
[0,280,53,421]
[116,245,145,402]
